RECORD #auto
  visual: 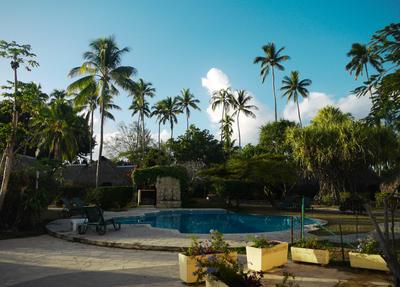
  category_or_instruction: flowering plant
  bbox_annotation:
[292,238,331,250]
[196,255,263,287]
[356,237,381,255]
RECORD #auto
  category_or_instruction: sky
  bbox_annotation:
[0,0,399,157]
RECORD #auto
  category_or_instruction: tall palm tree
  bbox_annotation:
[129,96,151,150]
[254,43,290,122]
[176,88,201,131]
[220,114,235,154]
[67,36,136,187]
[210,88,234,141]
[281,71,312,127]
[151,101,168,149]
[346,43,382,81]
[232,90,258,147]
[129,79,155,152]
[72,80,98,162]
[161,97,181,140]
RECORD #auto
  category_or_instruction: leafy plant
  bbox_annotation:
[356,237,381,255]
[86,186,133,209]
[275,272,300,287]
[248,236,277,249]
[292,238,331,250]
[184,230,230,256]
[196,254,263,287]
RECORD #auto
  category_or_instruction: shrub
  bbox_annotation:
[185,230,230,256]
[86,186,133,209]
[338,192,366,213]
[356,237,381,254]
[132,165,189,194]
[292,238,331,250]
[247,236,277,249]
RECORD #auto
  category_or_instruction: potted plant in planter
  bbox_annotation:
[197,255,263,287]
[291,238,330,265]
[246,236,288,272]
[179,230,238,284]
[349,237,389,271]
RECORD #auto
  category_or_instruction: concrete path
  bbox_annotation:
[0,235,393,287]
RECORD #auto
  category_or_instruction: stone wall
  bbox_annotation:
[155,176,181,208]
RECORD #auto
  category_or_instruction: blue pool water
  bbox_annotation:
[116,210,318,234]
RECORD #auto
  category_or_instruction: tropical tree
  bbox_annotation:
[0,40,39,211]
[286,106,399,204]
[176,88,201,131]
[281,71,312,127]
[346,43,382,81]
[259,120,297,155]
[232,90,258,147]
[161,97,181,140]
[129,79,155,153]
[151,101,168,149]
[72,79,98,162]
[254,43,290,122]
[67,36,136,187]
[220,114,235,154]
[210,88,234,141]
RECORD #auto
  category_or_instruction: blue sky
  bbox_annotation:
[0,0,399,153]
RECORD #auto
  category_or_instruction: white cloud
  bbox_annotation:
[201,68,273,145]
[201,68,230,93]
[283,92,372,124]
[160,129,170,142]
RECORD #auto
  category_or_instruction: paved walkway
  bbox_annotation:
[0,235,393,287]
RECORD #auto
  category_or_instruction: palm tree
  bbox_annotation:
[346,43,382,81]
[161,97,181,140]
[220,114,235,154]
[151,101,168,149]
[254,43,290,122]
[129,96,151,150]
[129,79,155,152]
[210,88,234,141]
[281,71,312,127]
[67,36,136,187]
[232,90,258,147]
[72,80,98,162]
[176,88,201,131]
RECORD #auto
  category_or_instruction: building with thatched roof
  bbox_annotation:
[62,157,133,187]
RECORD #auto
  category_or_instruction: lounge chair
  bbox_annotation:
[61,197,85,218]
[78,206,121,235]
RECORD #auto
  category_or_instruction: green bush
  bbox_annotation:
[339,192,366,213]
[86,186,133,209]
[132,165,189,194]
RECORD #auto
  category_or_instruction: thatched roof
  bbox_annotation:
[63,157,133,187]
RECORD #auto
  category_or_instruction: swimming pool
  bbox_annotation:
[116,209,319,234]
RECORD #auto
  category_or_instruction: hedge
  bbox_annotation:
[86,186,133,209]
[132,165,189,193]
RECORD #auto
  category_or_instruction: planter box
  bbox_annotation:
[291,247,330,265]
[349,252,389,271]
[178,252,238,284]
[206,278,229,287]
[246,241,288,271]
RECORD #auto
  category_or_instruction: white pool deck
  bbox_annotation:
[46,208,369,250]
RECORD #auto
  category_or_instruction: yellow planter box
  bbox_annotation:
[178,252,238,284]
[246,241,288,271]
[291,247,330,265]
[206,278,229,287]
[349,252,389,272]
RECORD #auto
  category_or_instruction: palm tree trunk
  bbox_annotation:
[221,104,225,141]
[0,63,18,211]
[158,121,161,149]
[237,112,241,148]
[186,110,189,131]
[89,109,94,163]
[95,103,104,188]
[141,111,145,156]
[272,67,277,122]
[296,100,302,127]
[170,121,173,140]
[136,116,140,149]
